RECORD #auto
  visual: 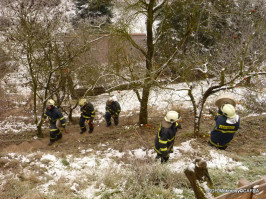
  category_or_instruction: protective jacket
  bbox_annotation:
[106,101,121,116]
[154,120,182,157]
[43,107,66,128]
[209,110,240,148]
[80,102,95,119]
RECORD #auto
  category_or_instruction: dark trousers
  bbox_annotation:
[105,112,119,126]
[50,123,62,142]
[155,153,169,163]
[79,116,94,132]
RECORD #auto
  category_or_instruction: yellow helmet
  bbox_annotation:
[222,104,236,118]
[47,99,55,106]
[164,111,180,123]
[79,99,87,106]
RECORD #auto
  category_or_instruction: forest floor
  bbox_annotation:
[0,109,265,199]
[1,110,265,156]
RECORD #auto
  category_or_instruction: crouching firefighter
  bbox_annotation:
[208,104,240,150]
[42,99,66,146]
[154,111,182,163]
[105,96,121,127]
[79,99,95,134]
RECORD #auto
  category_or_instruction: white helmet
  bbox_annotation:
[164,111,180,123]
[112,96,118,102]
[222,104,236,118]
[79,99,87,106]
[108,96,117,102]
[47,99,55,106]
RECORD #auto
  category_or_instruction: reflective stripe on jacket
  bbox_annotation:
[80,102,95,119]
[154,120,181,157]
[210,112,240,147]
[106,101,121,116]
[43,107,66,128]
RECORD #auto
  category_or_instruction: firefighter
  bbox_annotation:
[42,99,66,146]
[105,96,121,127]
[208,104,240,150]
[154,111,182,163]
[79,98,95,134]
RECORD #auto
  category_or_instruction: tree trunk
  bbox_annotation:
[194,104,204,137]
[184,158,216,199]
[194,116,200,137]
[68,108,74,122]
[138,0,155,125]
[37,120,43,138]
[139,83,151,125]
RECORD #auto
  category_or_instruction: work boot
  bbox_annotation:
[89,127,94,133]
[48,141,55,146]
[155,155,161,160]
[57,134,62,140]
[161,156,169,163]
[80,130,86,134]
[106,123,111,127]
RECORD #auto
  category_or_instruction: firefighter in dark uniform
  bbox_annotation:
[105,96,121,127]
[208,104,240,150]
[154,111,182,163]
[42,99,66,146]
[79,99,95,134]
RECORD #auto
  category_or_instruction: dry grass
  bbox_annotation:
[1,178,39,199]
[0,109,265,199]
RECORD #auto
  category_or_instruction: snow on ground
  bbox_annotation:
[1,81,265,133]
[0,116,36,134]
[0,139,248,198]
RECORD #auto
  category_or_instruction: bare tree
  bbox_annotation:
[1,0,98,136]
[111,0,196,125]
[158,0,266,136]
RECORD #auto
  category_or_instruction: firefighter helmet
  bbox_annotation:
[47,99,55,106]
[112,96,118,102]
[222,104,236,118]
[79,99,87,106]
[108,96,117,102]
[164,111,180,123]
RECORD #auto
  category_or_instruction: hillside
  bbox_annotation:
[0,0,265,198]
[0,107,265,198]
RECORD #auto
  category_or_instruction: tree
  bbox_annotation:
[156,0,266,136]
[112,0,194,125]
[0,0,95,137]
[73,0,114,27]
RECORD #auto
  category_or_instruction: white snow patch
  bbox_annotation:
[207,150,249,171]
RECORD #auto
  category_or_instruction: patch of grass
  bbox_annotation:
[94,159,191,199]
[0,158,9,168]
[3,159,20,170]
[1,178,40,199]
[209,154,266,196]
[40,159,51,165]
[49,177,77,199]
[61,158,70,166]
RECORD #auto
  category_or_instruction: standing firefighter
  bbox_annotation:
[42,99,66,146]
[79,99,95,134]
[154,111,182,163]
[105,96,121,127]
[208,104,240,150]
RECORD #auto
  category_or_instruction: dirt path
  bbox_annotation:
[1,114,265,156]
[0,118,158,155]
